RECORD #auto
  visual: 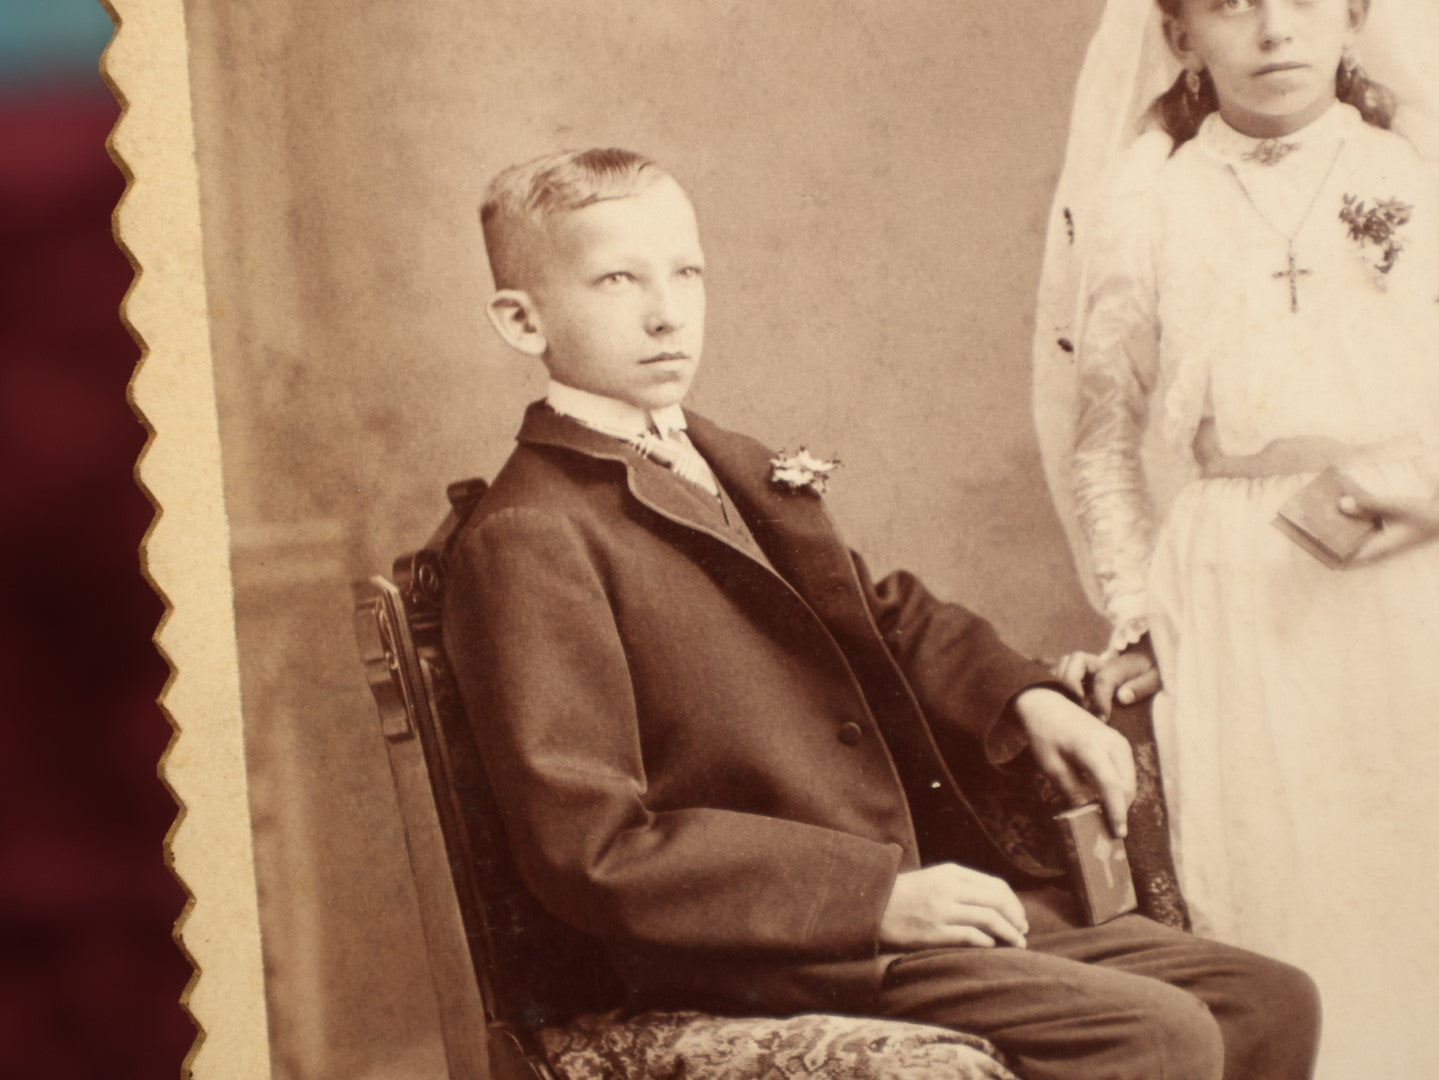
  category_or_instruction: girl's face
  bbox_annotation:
[1166,0,1366,137]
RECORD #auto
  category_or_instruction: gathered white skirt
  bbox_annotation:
[1147,450,1439,1078]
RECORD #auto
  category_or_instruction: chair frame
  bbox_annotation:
[353,478,560,1080]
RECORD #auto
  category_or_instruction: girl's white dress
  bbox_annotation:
[1074,102,1439,1079]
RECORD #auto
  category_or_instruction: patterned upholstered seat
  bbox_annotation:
[538,1010,1019,1080]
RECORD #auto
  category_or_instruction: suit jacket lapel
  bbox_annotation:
[516,403,776,574]
[518,402,874,641]
[518,403,863,623]
[684,412,868,627]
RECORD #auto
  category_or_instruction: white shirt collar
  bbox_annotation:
[545,379,688,440]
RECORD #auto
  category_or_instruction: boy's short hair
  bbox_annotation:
[480,148,668,289]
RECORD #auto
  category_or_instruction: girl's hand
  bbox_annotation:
[1339,491,1439,536]
[1050,640,1161,720]
[1092,640,1161,718]
[1051,651,1104,707]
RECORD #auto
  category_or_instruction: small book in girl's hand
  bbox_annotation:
[1273,467,1381,568]
[1054,803,1137,925]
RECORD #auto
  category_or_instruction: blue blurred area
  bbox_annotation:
[0,0,112,88]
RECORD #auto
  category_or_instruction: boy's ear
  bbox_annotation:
[486,289,547,357]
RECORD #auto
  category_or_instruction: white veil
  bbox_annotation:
[1030,0,1439,614]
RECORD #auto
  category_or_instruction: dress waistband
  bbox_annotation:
[1196,431,1434,480]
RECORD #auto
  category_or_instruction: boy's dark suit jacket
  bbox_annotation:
[443,403,1064,1014]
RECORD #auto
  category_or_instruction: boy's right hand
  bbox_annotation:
[878,864,1028,950]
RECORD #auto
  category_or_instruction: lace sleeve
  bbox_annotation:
[1072,136,1167,653]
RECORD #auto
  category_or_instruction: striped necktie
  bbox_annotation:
[632,427,719,496]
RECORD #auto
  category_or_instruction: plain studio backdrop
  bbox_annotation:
[181,1,1107,1075]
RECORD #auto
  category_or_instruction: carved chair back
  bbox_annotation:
[352,479,625,1080]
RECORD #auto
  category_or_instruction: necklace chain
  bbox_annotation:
[1225,139,1345,314]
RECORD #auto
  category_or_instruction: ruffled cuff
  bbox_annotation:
[1104,613,1150,658]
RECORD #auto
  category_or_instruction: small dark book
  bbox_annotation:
[1273,466,1380,568]
[1055,803,1137,925]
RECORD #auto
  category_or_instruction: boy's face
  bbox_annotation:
[528,176,706,412]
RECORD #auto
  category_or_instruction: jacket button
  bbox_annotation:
[838,722,862,746]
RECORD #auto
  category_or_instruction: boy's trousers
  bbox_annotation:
[870,885,1320,1080]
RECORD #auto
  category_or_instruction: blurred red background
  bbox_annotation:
[1,4,193,1076]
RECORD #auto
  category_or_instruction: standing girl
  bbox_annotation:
[1038,1,1439,1074]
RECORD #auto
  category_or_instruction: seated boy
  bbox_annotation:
[442,148,1320,1080]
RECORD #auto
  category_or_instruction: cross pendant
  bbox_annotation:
[1273,250,1311,314]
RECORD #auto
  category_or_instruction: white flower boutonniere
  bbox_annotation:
[769,447,840,496]
[1340,194,1412,281]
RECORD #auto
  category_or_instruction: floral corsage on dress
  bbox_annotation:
[1339,193,1413,284]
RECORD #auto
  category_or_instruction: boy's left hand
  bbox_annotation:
[1012,687,1135,837]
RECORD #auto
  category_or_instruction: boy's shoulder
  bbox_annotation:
[472,403,622,519]
[445,417,618,577]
